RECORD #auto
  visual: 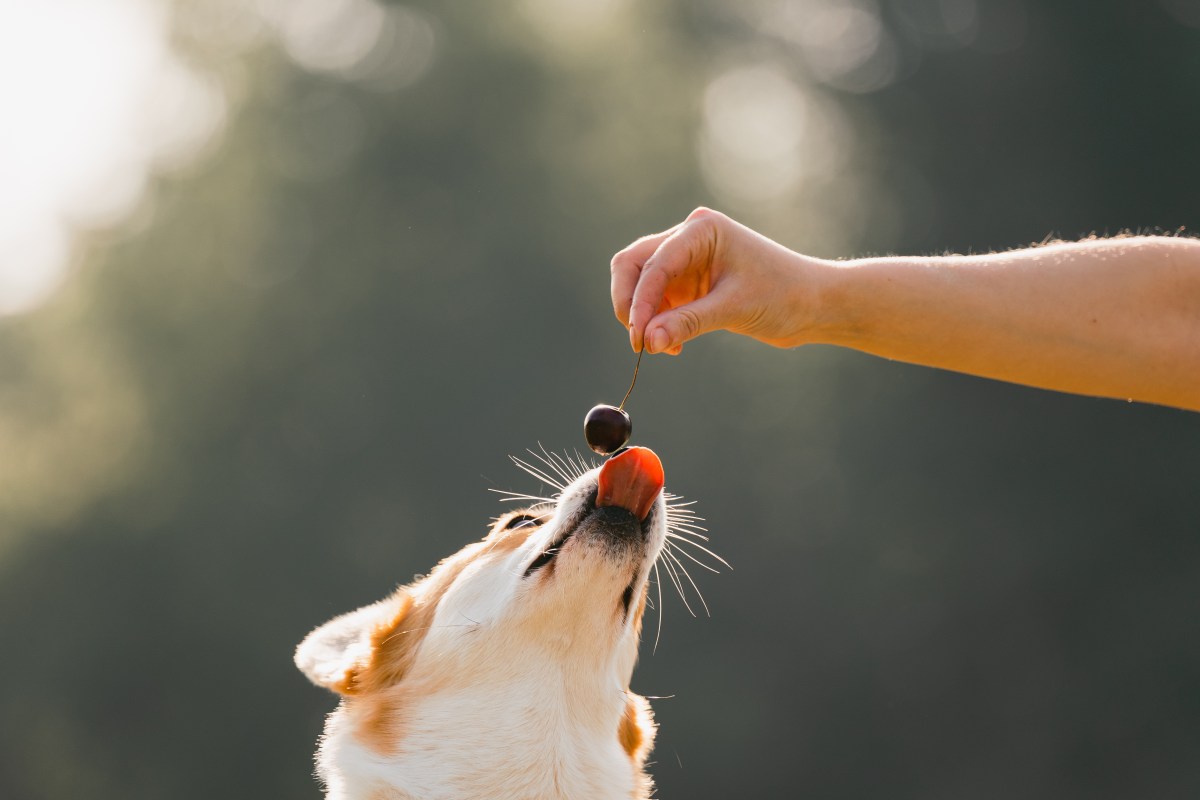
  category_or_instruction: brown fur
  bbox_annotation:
[337,518,541,754]
[618,697,643,758]
[339,517,538,696]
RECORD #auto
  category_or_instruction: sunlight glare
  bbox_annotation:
[0,0,227,316]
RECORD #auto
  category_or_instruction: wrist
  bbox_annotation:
[790,255,863,348]
[747,248,830,349]
[805,255,930,350]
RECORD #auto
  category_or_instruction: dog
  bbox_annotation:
[295,445,718,799]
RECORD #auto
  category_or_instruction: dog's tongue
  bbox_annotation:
[596,446,664,521]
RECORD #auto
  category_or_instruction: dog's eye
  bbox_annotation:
[523,548,557,577]
[503,514,542,531]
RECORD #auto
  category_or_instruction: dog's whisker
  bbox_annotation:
[564,450,590,480]
[549,453,583,484]
[663,495,699,508]
[542,447,585,483]
[666,521,708,533]
[546,449,585,483]
[668,531,712,547]
[662,547,711,617]
[489,490,558,505]
[572,448,599,475]
[531,444,575,486]
[509,455,566,491]
[573,452,594,480]
[489,487,556,499]
[664,532,731,570]
[663,537,722,574]
[665,513,701,523]
[560,451,581,479]
[665,525,711,543]
[513,460,564,491]
[657,551,696,618]
[542,450,573,482]
[652,560,665,654]
[664,525,717,549]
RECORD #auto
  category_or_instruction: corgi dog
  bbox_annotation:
[295,445,717,800]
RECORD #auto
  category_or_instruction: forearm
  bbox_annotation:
[810,236,1200,411]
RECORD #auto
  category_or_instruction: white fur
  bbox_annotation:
[298,462,666,800]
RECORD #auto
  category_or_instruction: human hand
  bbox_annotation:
[610,208,822,354]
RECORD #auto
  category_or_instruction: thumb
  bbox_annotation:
[643,291,732,354]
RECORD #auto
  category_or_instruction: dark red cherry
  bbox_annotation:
[584,404,632,455]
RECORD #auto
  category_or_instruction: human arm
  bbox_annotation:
[610,208,1200,411]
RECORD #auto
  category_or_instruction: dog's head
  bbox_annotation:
[296,446,697,799]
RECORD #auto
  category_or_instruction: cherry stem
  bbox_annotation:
[617,347,643,412]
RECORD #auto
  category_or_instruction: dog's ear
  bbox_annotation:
[295,591,414,695]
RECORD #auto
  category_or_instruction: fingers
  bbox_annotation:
[612,208,730,353]
[628,216,715,352]
[626,255,674,352]
[643,290,729,355]
[610,226,679,329]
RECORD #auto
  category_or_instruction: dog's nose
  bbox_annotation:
[596,446,664,521]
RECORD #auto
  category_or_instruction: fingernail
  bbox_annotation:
[650,328,669,353]
[629,327,639,352]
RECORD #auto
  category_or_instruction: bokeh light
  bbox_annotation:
[0,0,437,320]
[699,65,852,208]
[740,0,901,93]
[0,0,226,316]
[520,0,633,49]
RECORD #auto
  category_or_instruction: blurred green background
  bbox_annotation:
[2,1,1199,798]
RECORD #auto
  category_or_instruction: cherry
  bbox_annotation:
[584,404,632,455]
